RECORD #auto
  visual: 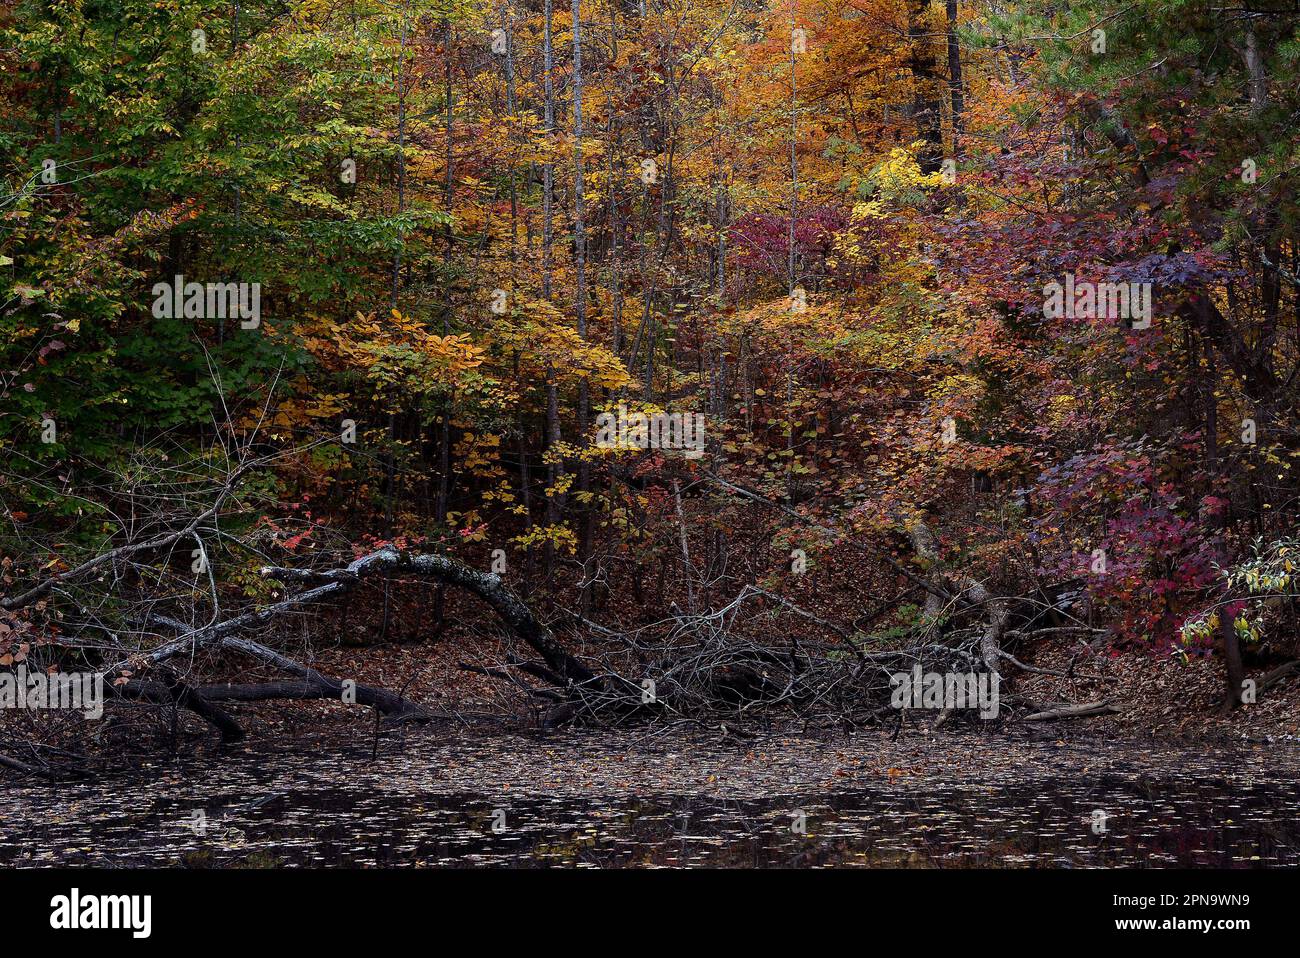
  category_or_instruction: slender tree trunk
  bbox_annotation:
[502,5,531,591]
[437,19,454,526]
[542,0,564,575]
[504,2,518,287]
[606,1,624,357]
[908,0,944,173]
[381,5,411,643]
[1220,614,1247,710]
[787,4,798,298]
[542,0,555,300]
[946,0,964,154]
[572,0,597,603]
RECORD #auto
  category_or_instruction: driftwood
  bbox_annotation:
[1258,660,1300,693]
[1022,701,1120,722]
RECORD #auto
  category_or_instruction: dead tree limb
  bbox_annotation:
[197,681,404,709]
[0,753,44,777]
[735,585,866,661]
[216,635,426,717]
[89,548,598,730]
[1023,701,1120,721]
[1,465,251,612]
[1258,660,1300,693]
[116,677,246,743]
[133,615,432,721]
[995,649,1115,683]
[257,548,595,684]
[101,546,593,707]
[907,517,1008,678]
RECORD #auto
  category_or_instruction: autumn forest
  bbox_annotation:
[3,0,1300,878]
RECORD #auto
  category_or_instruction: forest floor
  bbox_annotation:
[1012,642,1300,743]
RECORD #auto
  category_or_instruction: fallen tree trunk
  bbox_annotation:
[95,548,596,735]
[215,635,427,718]
[1022,701,1120,722]
[1258,659,1300,693]
[200,681,409,709]
[117,677,246,743]
[97,547,592,688]
[0,752,47,777]
[116,615,436,732]
[256,549,595,685]
[12,525,1076,741]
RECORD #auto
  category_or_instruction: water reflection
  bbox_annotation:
[3,751,1297,867]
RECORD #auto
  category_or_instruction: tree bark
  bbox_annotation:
[117,677,245,743]
[907,0,944,174]
[1219,614,1246,709]
[257,549,596,684]
[1023,701,1119,722]
[946,1,964,153]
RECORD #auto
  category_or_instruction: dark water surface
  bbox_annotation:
[3,733,1299,867]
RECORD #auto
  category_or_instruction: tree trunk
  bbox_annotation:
[1219,614,1246,709]
[907,0,944,173]
[946,1,964,153]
